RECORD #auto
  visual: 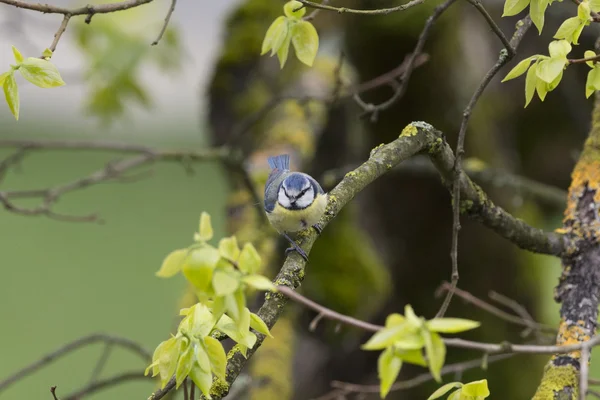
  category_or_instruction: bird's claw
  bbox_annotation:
[312,223,323,235]
[285,244,309,262]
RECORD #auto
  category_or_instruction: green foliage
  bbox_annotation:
[502,0,600,100]
[0,45,65,120]
[260,0,319,68]
[362,306,480,398]
[72,18,182,125]
[428,379,490,400]
[502,40,571,106]
[148,212,275,397]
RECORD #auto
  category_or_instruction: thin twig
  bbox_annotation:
[437,283,555,334]
[303,0,330,21]
[51,386,60,400]
[0,0,153,15]
[0,333,150,394]
[62,371,148,400]
[329,354,512,395]
[581,346,590,400]
[190,382,195,400]
[353,0,457,120]
[152,0,177,45]
[438,15,532,318]
[183,378,189,400]
[46,14,70,55]
[87,343,113,385]
[297,0,425,14]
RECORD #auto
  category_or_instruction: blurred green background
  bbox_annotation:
[0,117,229,399]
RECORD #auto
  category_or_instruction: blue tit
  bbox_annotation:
[264,154,328,261]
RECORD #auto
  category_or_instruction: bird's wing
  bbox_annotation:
[264,169,287,213]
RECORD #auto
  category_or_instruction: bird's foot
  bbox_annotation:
[312,223,323,235]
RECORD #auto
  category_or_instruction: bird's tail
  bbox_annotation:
[267,154,290,171]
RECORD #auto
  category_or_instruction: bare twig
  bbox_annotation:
[0,0,153,15]
[62,371,148,400]
[279,283,600,355]
[353,0,457,120]
[190,382,195,400]
[303,0,330,21]
[0,141,236,222]
[437,283,555,334]
[88,343,113,385]
[0,333,150,394]
[581,346,590,400]
[152,0,177,45]
[183,378,189,400]
[438,15,532,318]
[297,0,425,14]
[51,386,60,400]
[328,354,512,395]
[46,14,70,55]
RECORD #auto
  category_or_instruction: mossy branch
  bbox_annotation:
[187,121,569,400]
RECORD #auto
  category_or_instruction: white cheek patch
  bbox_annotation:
[278,188,291,208]
[295,187,314,209]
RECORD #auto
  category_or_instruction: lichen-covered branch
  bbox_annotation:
[206,121,568,399]
[533,91,600,400]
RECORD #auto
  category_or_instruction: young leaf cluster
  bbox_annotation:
[502,40,571,106]
[502,0,600,102]
[361,305,480,398]
[148,212,274,398]
[1,46,65,120]
[261,0,319,68]
[428,379,490,400]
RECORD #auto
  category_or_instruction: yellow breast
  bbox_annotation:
[267,193,328,233]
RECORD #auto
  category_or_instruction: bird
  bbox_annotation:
[264,154,328,261]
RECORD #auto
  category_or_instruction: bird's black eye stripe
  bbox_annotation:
[298,187,309,198]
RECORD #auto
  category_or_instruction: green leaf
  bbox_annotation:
[195,342,212,372]
[502,0,530,16]
[195,212,214,242]
[211,295,226,322]
[362,322,415,350]
[395,348,427,367]
[578,0,592,20]
[461,379,490,397]
[11,46,23,64]
[3,71,19,120]
[423,330,446,383]
[189,365,213,399]
[378,347,402,399]
[156,248,188,278]
[189,303,216,337]
[404,305,422,328]
[250,312,273,337]
[585,50,597,68]
[261,16,289,57]
[536,71,549,101]
[427,382,463,400]
[224,292,240,321]
[157,337,181,388]
[218,236,240,261]
[536,58,565,83]
[204,336,227,381]
[447,389,462,400]
[291,20,319,67]
[182,246,220,290]
[501,56,536,82]
[175,344,194,388]
[530,0,549,34]
[233,288,246,322]
[238,243,261,274]
[425,318,481,333]
[385,313,405,327]
[554,17,584,44]
[591,0,600,12]
[243,274,275,291]
[586,66,600,97]
[283,0,306,18]
[0,72,8,87]
[277,30,292,68]
[19,57,65,88]
[548,40,572,59]
[42,48,53,59]
[392,333,425,350]
[525,62,538,107]
[213,269,239,296]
